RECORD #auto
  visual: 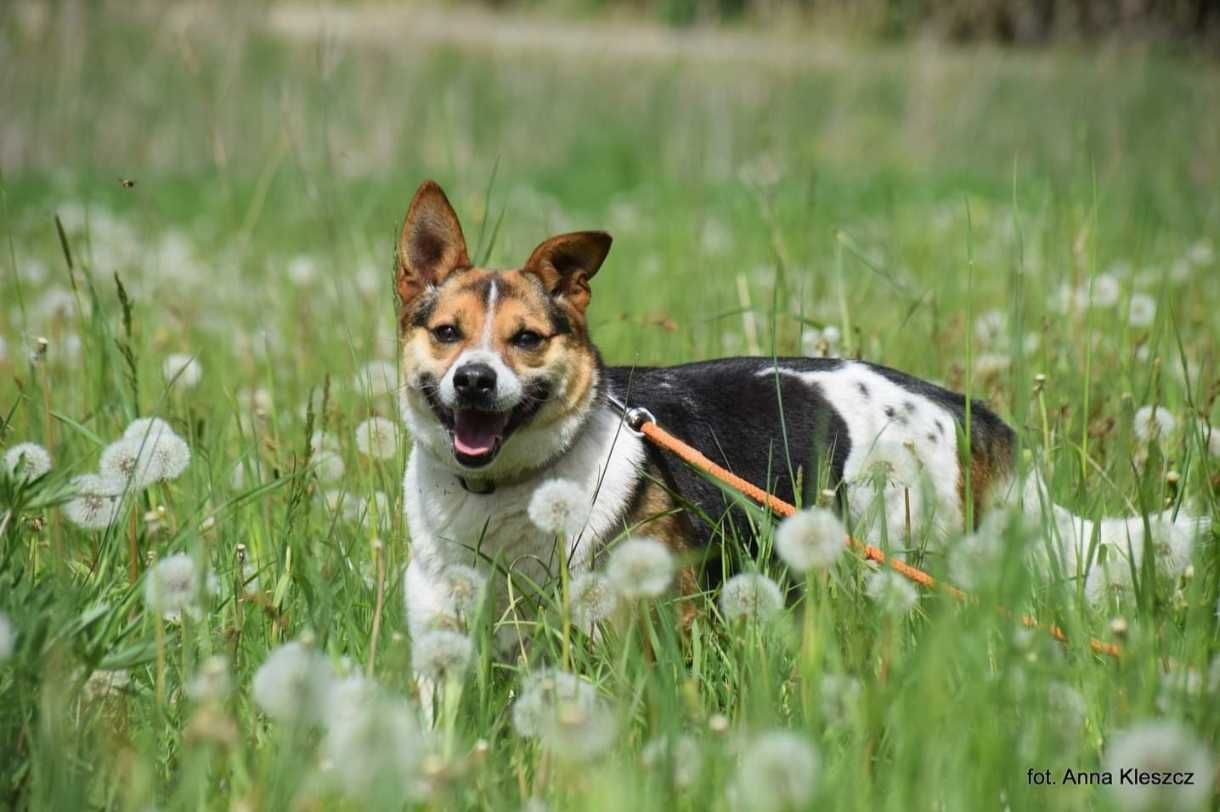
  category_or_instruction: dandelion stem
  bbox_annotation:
[367,539,386,675]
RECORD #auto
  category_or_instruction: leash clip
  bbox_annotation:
[605,392,655,436]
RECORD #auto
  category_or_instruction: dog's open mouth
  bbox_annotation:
[451,409,512,467]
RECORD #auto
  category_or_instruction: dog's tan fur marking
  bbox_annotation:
[622,477,699,627]
[958,431,1014,528]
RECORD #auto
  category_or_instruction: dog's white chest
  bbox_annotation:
[402,408,646,592]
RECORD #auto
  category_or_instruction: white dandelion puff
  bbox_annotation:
[252,641,335,724]
[230,457,263,490]
[1204,424,1220,459]
[325,674,380,729]
[162,354,202,389]
[1127,293,1157,328]
[353,360,399,399]
[1104,721,1213,812]
[100,436,162,489]
[819,673,862,725]
[865,570,919,615]
[973,309,1007,346]
[537,693,616,763]
[186,655,232,702]
[719,573,784,623]
[605,537,674,601]
[144,553,201,621]
[121,418,191,481]
[1088,273,1122,308]
[733,731,819,812]
[63,474,126,530]
[1187,239,1213,266]
[973,352,1012,379]
[412,630,473,682]
[312,450,345,482]
[354,417,400,460]
[568,572,620,629]
[286,255,319,286]
[1046,681,1087,734]
[83,668,130,700]
[511,669,599,739]
[236,387,273,417]
[949,527,1004,590]
[441,565,486,621]
[322,697,429,801]
[4,442,52,480]
[527,478,590,537]
[310,431,339,454]
[774,507,845,573]
[0,612,13,661]
[1133,406,1176,443]
[641,735,702,788]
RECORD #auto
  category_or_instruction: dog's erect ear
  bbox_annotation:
[522,231,612,315]
[396,180,470,306]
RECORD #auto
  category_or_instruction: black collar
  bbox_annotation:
[457,475,497,495]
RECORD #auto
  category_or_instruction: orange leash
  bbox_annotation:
[631,414,1121,659]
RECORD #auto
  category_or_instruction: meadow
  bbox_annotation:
[1,3,1219,810]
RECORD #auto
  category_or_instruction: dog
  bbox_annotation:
[396,180,1205,655]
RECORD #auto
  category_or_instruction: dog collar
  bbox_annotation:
[457,475,497,495]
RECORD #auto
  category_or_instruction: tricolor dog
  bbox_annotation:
[396,180,1202,655]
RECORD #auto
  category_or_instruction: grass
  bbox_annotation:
[1,4,1218,810]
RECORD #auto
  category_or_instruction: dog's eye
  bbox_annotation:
[430,324,462,344]
[511,330,545,350]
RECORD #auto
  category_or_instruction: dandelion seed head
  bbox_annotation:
[511,669,598,739]
[949,528,1004,590]
[144,553,201,621]
[312,449,345,482]
[310,431,339,454]
[1089,273,1122,308]
[1104,721,1213,811]
[974,309,1007,345]
[1047,681,1087,733]
[641,735,702,788]
[162,353,202,388]
[412,630,473,682]
[354,417,400,460]
[441,565,486,620]
[230,457,262,490]
[100,436,162,489]
[322,698,428,801]
[719,573,784,623]
[252,641,334,724]
[606,537,674,600]
[1187,239,1213,266]
[63,473,126,530]
[865,570,919,614]
[1133,406,1176,443]
[83,669,130,700]
[733,731,819,812]
[819,673,862,725]
[1127,293,1157,328]
[4,442,52,480]
[568,572,619,629]
[186,655,232,702]
[774,507,845,572]
[537,694,616,763]
[526,478,589,537]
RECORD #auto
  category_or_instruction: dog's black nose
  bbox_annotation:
[453,363,497,401]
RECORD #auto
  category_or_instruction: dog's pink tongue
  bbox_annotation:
[453,410,510,456]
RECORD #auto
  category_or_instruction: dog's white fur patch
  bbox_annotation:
[759,361,963,545]
[403,405,645,638]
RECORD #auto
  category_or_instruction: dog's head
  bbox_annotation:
[395,180,610,477]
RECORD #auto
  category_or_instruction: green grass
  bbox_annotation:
[1,5,1218,811]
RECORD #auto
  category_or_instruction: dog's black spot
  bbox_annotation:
[927,432,937,443]
[408,294,438,329]
[935,419,945,436]
[856,381,869,399]
[904,400,917,413]
[547,299,572,336]
[883,405,896,419]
